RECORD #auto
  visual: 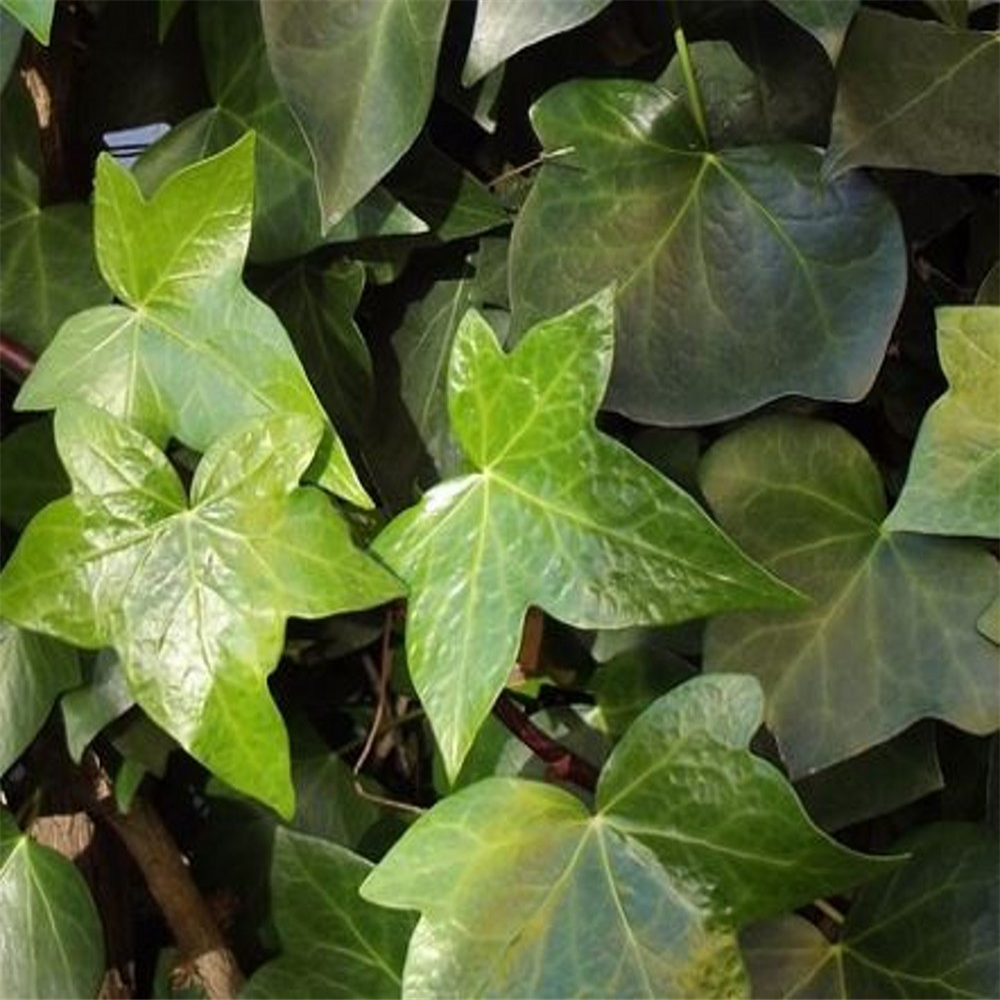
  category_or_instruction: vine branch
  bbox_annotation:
[492,691,600,792]
[668,0,709,146]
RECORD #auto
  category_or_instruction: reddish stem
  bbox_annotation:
[492,691,599,792]
[0,333,36,381]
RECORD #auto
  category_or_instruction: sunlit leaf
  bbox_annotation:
[0,0,54,44]
[0,405,402,816]
[373,291,802,778]
[362,675,894,998]
[261,0,449,227]
[885,307,1000,537]
[242,828,415,999]
[16,134,371,506]
[701,415,1000,778]
[510,78,905,425]
[825,8,1000,178]
[0,807,104,999]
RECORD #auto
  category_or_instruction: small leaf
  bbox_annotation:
[510,78,905,425]
[885,306,1000,537]
[0,417,68,531]
[373,292,802,778]
[701,415,1000,777]
[242,828,415,999]
[461,0,613,85]
[825,9,1000,178]
[0,622,80,775]
[0,807,105,999]
[261,0,449,227]
[766,0,859,62]
[0,0,54,44]
[362,675,893,999]
[61,650,133,763]
[17,134,370,506]
[0,405,402,816]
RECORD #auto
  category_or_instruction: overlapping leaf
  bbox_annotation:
[362,675,895,998]
[885,306,1000,537]
[261,0,449,227]
[133,1,427,263]
[701,415,1000,778]
[0,79,110,354]
[16,134,370,505]
[0,808,104,999]
[242,828,415,999]
[509,78,905,425]
[0,622,79,774]
[0,405,402,816]
[743,823,999,998]
[0,0,54,44]
[825,8,1000,178]
[373,291,801,778]
[766,0,859,62]
[0,418,67,531]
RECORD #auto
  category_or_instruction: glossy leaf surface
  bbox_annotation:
[373,292,802,778]
[701,415,1000,777]
[886,307,1000,537]
[743,823,999,998]
[17,135,369,505]
[0,808,104,999]
[362,675,892,998]
[766,0,859,61]
[261,0,449,227]
[242,828,414,999]
[461,0,613,84]
[0,405,402,816]
[510,79,905,425]
[825,9,1000,178]
[0,622,79,775]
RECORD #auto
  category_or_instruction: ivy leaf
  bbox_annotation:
[261,0,449,228]
[133,0,427,263]
[0,405,402,816]
[0,79,110,354]
[372,292,802,778]
[0,417,68,531]
[0,10,23,90]
[700,415,1000,778]
[509,78,905,426]
[361,675,894,999]
[742,823,999,999]
[825,9,1000,178]
[242,828,415,999]
[461,0,613,85]
[0,807,104,999]
[980,597,1000,645]
[766,0,859,62]
[0,622,80,775]
[885,307,999,537]
[16,134,370,507]
[61,649,133,763]
[0,0,54,44]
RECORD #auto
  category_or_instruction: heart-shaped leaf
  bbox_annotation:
[261,0,449,228]
[372,291,802,778]
[766,0,859,62]
[825,8,1000,178]
[701,415,999,778]
[16,134,371,507]
[242,828,415,999]
[0,622,80,774]
[0,807,104,999]
[742,823,999,999]
[509,78,905,425]
[362,675,895,999]
[885,306,999,537]
[0,404,402,816]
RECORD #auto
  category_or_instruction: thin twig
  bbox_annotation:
[0,333,36,381]
[492,691,600,792]
[354,611,395,776]
[488,146,576,189]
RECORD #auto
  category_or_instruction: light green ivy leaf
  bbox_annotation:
[701,415,1000,778]
[0,807,104,999]
[885,306,1000,537]
[261,0,449,228]
[16,134,370,506]
[825,8,1000,178]
[373,291,802,779]
[0,0,54,44]
[0,622,80,775]
[0,405,402,816]
[510,78,905,425]
[742,823,999,999]
[242,828,415,999]
[362,675,895,999]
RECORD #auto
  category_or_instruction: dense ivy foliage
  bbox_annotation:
[0,1,997,998]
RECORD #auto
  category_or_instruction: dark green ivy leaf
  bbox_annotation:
[766,0,859,62]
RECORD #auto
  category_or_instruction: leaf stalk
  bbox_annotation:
[668,2,709,147]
